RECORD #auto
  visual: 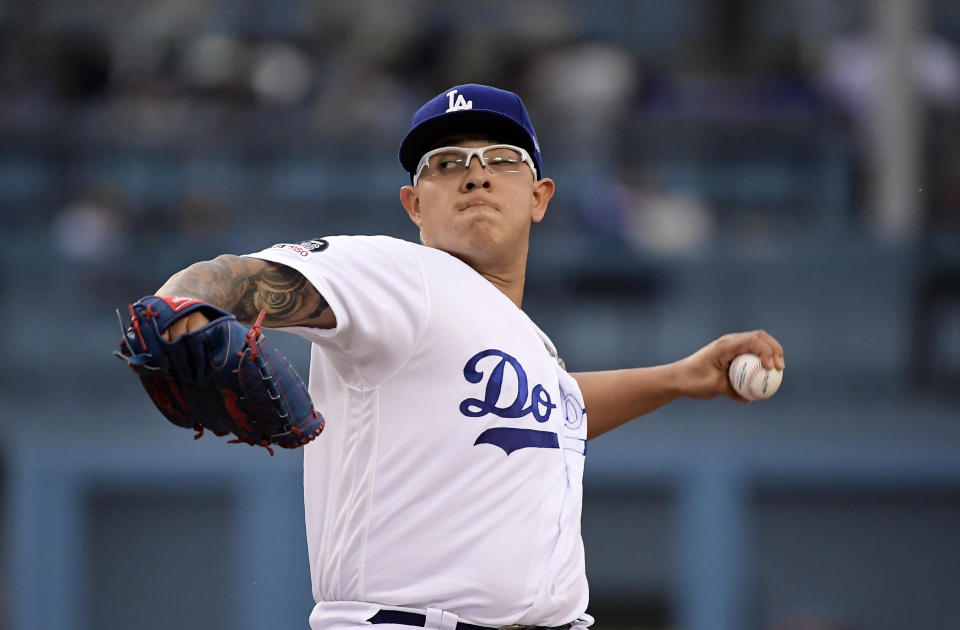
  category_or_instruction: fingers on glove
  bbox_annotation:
[163,311,212,341]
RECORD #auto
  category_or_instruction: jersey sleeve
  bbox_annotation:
[244,235,428,387]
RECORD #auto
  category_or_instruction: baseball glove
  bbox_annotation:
[114,295,324,455]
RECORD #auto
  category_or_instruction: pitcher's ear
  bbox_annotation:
[531,178,555,223]
[400,185,422,227]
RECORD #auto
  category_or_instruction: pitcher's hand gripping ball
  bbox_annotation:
[115,296,324,454]
[728,353,783,401]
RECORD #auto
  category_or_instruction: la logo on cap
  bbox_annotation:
[445,89,473,112]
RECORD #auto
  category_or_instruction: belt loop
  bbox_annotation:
[424,607,458,630]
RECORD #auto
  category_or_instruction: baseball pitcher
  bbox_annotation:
[117,84,785,630]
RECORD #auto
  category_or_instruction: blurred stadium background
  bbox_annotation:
[1,0,959,629]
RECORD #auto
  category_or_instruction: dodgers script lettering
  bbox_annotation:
[460,349,555,420]
[460,349,559,454]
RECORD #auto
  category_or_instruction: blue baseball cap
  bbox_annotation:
[398,84,543,182]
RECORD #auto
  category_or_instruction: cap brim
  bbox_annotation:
[399,110,538,177]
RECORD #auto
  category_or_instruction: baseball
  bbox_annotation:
[728,353,783,400]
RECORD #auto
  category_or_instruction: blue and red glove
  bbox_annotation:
[115,296,324,454]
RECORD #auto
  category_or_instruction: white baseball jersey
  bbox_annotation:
[247,235,591,629]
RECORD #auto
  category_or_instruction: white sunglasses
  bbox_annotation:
[413,144,538,186]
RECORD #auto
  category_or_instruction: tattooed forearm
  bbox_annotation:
[232,263,330,325]
[157,255,333,327]
[158,256,255,311]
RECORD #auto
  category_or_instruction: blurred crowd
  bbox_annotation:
[0,0,959,304]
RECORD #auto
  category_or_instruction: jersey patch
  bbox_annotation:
[298,238,329,252]
[271,238,329,257]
